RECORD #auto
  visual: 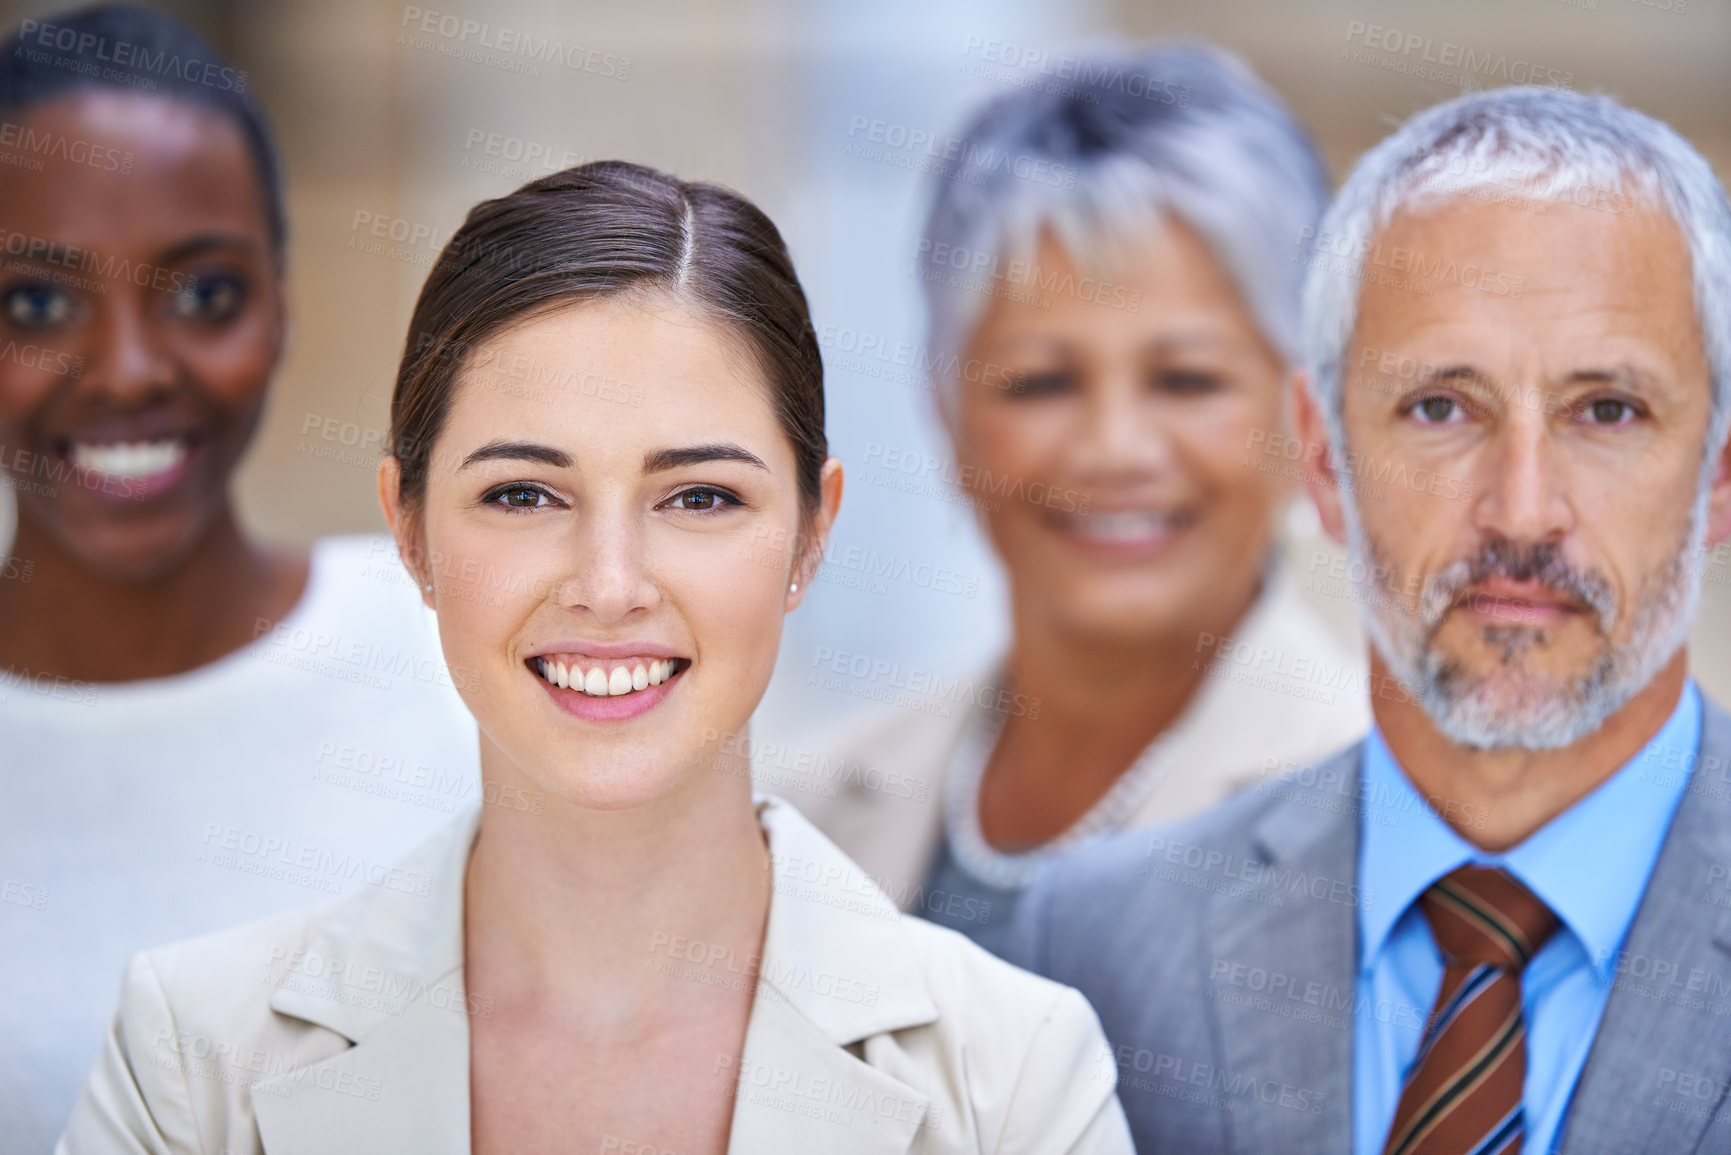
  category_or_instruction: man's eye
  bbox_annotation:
[489,485,550,510]
[169,274,247,323]
[3,283,76,330]
[1004,372,1072,398]
[1585,398,1637,425]
[1411,395,1462,423]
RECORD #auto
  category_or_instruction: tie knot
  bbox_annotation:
[1419,865,1557,971]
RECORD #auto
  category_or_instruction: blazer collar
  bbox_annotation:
[728,798,939,1152]
[249,798,940,1154]
[263,805,478,1042]
[753,796,939,1040]
[251,806,478,1154]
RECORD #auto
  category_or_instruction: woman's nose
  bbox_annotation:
[82,298,175,403]
[554,512,660,623]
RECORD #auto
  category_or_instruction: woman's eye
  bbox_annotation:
[1410,395,1463,424]
[169,274,247,323]
[1584,397,1637,425]
[669,487,737,512]
[1004,371,1072,398]
[489,484,551,510]
[1157,370,1222,395]
[3,283,76,330]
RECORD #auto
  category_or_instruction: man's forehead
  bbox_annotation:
[1351,198,1699,353]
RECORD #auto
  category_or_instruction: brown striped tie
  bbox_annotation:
[1382,866,1559,1155]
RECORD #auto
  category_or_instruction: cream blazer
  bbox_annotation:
[779,563,1370,909]
[57,797,1132,1155]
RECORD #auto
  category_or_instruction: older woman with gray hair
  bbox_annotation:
[792,44,1369,952]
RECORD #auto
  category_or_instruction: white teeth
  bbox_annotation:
[1071,511,1176,544]
[70,438,187,481]
[536,657,679,696]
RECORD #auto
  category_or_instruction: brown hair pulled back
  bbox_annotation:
[390,160,825,516]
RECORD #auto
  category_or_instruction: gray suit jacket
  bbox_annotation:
[1007,695,1731,1155]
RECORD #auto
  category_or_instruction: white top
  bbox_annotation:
[57,796,1132,1155]
[0,535,480,1154]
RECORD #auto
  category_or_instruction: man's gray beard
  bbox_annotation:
[1341,488,1706,751]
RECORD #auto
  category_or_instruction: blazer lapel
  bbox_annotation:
[727,798,942,1154]
[247,808,480,1154]
[250,974,471,1155]
[1204,746,1362,1155]
[726,987,930,1154]
[1560,696,1731,1155]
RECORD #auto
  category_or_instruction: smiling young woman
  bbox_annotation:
[0,8,475,1150]
[58,162,1133,1155]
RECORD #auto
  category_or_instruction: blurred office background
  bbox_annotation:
[1,0,1726,725]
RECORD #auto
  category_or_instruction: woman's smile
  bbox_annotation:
[527,648,691,722]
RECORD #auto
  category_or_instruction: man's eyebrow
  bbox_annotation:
[643,443,768,473]
[458,440,573,470]
[1559,363,1663,392]
[1412,363,1490,389]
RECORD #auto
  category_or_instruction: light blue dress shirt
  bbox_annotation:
[1352,679,1701,1155]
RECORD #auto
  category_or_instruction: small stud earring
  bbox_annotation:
[423,582,433,592]
[790,581,799,593]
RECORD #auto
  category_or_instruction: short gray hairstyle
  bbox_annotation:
[919,43,1328,410]
[1303,86,1731,463]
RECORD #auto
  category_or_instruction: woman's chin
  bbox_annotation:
[1029,573,1207,643]
[45,511,207,584]
[516,761,706,816]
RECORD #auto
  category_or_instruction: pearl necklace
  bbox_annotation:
[941,691,1178,890]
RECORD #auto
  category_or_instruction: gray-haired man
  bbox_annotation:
[1007,86,1731,1155]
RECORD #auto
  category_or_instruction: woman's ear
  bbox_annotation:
[377,455,433,609]
[1290,370,1349,546]
[786,457,845,611]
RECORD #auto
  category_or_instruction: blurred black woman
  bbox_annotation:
[0,8,475,1146]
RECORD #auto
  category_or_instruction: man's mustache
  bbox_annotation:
[1418,540,1618,633]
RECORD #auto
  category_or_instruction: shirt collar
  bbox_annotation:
[1358,679,1701,980]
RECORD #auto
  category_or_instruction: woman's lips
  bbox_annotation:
[57,432,203,502]
[1044,506,1197,558]
[528,654,686,722]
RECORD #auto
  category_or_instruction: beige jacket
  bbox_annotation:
[778,565,1370,910]
[57,797,1132,1155]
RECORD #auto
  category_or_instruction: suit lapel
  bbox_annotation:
[725,986,929,1153]
[1204,746,1362,1155]
[1560,698,1731,1155]
[725,798,941,1154]
[246,809,479,1154]
[250,968,471,1155]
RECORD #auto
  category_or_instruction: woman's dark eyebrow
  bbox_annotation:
[458,440,573,470]
[157,233,265,266]
[643,444,768,473]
